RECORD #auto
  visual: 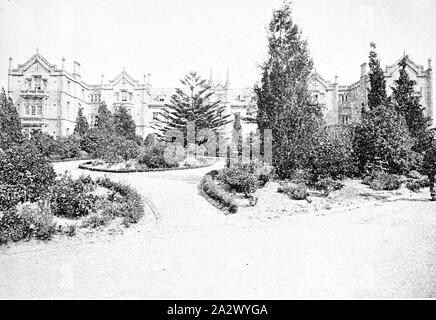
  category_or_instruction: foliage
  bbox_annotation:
[0,202,56,245]
[95,177,144,225]
[80,128,104,156]
[0,88,23,149]
[98,136,140,163]
[0,144,56,209]
[144,133,157,147]
[278,183,308,200]
[73,107,89,137]
[405,178,430,192]
[354,102,415,175]
[307,126,356,181]
[218,161,273,196]
[367,42,387,111]
[30,132,84,160]
[157,71,231,145]
[362,170,402,191]
[310,177,344,196]
[422,139,436,176]
[199,175,238,214]
[51,174,97,218]
[391,56,433,153]
[95,102,115,136]
[255,2,323,179]
[137,143,180,168]
[114,105,137,141]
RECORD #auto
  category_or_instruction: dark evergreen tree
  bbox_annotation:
[391,56,432,152]
[367,42,387,110]
[95,101,114,136]
[232,113,243,161]
[158,71,231,146]
[255,2,322,178]
[354,47,414,174]
[73,107,89,137]
[114,105,137,141]
[0,87,23,149]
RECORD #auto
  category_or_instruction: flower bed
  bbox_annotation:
[78,157,215,173]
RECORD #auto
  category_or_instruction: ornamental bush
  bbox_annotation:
[307,126,356,181]
[0,144,56,209]
[137,143,179,169]
[199,175,238,214]
[51,174,97,218]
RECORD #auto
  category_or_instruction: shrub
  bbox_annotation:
[0,144,56,209]
[363,170,402,191]
[218,161,273,195]
[353,103,415,175]
[137,143,179,169]
[219,165,258,196]
[144,133,157,147]
[15,202,56,240]
[0,202,56,244]
[307,126,356,180]
[199,176,237,214]
[80,128,104,157]
[405,178,430,192]
[310,177,344,196]
[278,183,308,200]
[95,177,144,225]
[51,174,97,218]
[179,156,201,167]
[98,136,140,164]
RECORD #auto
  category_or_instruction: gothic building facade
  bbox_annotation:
[6,52,433,139]
[309,55,433,126]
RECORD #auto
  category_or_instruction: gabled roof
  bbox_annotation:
[109,70,140,86]
[309,71,332,90]
[13,52,60,73]
[385,55,426,76]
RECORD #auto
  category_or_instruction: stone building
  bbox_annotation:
[7,52,257,139]
[309,55,433,125]
[6,52,433,139]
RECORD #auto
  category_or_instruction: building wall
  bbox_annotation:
[7,53,433,139]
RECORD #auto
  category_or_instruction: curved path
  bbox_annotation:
[1,160,436,299]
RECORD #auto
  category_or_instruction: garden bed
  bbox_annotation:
[79,157,215,173]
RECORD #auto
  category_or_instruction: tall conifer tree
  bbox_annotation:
[367,42,387,110]
[255,1,322,178]
[0,88,23,149]
[114,105,137,141]
[73,107,89,137]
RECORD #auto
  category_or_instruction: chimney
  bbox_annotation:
[143,74,147,85]
[147,73,151,86]
[73,61,81,77]
[361,63,367,77]
[428,58,432,71]
[8,57,13,71]
[101,74,104,85]
[62,57,66,69]
[334,75,338,84]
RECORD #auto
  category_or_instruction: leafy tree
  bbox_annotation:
[144,133,157,147]
[0,88,23,149]
[114,105,137,141]
[367,42,387,111]
[255,2,323,178]
[391,56,432,153]
[73,107,89,137]
[95,101,114,136]
[158,71,231,146]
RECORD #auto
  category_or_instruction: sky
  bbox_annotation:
[0,0,435,111]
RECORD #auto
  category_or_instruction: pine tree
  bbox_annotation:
[0,87,23,149]
[114,105,137,141]
[73,107,89,137]
[95,101,114,136]
[391,56,432,152]
[367,42,387,110]
[159,71,231,146]
[255,1,323,178]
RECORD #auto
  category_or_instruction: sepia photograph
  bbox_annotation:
[0,0,435,304]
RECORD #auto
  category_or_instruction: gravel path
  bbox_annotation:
[1,160,435,299]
